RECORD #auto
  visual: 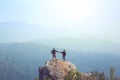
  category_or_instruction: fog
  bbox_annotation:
[0,0,120,44]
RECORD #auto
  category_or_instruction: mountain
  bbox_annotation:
[0,42,120,80]
[0,22,48,43]
[0,43,51,80]
[31,37,120,53]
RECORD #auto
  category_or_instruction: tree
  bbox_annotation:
[110,67,115,80]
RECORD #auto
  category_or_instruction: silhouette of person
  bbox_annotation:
[60,50,66,61]
[51,48,58,60]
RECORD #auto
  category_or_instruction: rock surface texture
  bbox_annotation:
[39,59,103,80]
[39,59,76,80]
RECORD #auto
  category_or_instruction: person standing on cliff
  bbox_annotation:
[60,50,66,61]
[51,48,58,60]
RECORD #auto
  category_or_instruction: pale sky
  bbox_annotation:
[0,0,120,43]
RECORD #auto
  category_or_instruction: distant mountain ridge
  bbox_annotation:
[31,37,120,54]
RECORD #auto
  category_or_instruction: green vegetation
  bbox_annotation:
[64,70,81,80]
[110,67,115,80]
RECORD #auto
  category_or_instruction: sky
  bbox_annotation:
[0,0,120,43]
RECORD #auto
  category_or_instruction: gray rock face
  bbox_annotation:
[39,59,76,80]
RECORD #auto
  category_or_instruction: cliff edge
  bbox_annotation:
[39,59,77,80]
[39,59,100,80]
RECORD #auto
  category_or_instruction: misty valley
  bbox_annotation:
[0,42,120,80]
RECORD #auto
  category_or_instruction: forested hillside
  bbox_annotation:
[0,43,120,80]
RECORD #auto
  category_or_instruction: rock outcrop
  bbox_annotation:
[39,59,104,80]
[39,59,76,80]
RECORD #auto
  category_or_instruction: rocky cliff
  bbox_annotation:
[39,59,76,80]
[39,59,104,80]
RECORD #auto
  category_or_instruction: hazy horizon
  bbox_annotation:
[0,0,120,44]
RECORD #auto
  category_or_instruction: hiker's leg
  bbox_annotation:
[55,55,56,59]
[64,56,65,61]
[62,56,64,60]
[52,55,54,59]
